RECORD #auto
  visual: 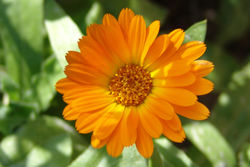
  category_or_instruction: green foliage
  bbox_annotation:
[0,0,43,101]
[0,103,35,135]
[0,116,87,167]
[44,0,82,67]
[32,56,64,110]
[0,0,249,166]
[212,63,250,150]
[183,20,207,43]
[185,122,236,167]
[69,146,147,167]
[153,138,198,167]
[239,143,250,167]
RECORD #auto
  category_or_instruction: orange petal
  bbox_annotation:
[174,41,206,62]
[102,25,131,64]
[106,124,124,157]
[57,79,101,104]
[144,35,170,68]
[168,29,185,50]
[78,36,115,75]
[65,63,109,86]
[140,20,160,65]
[153,87,197,106]
[102,14,131,63]
[174,102,210,120]
[62,105,79,120]
[91,135,109,149]
[185,78,214,95]
[128,15,146,64]
[71,89,113,113]
[118,8,135,39]
[65,51,85,64]
[62,85,103,103]
[138,104,163,138]
[85,24,123,66]
[55,78,80,94]
[120,107,139,146]
[103,13,119,28]
[93,104,124,139]
[191,60,214,77]
[144,95,174,120]
[163,113,182,131]
[136,123,154,158]
[153,72,196,87]
[75,105,111,134]
[144,29,185,70]
[162,120,186,143]
[155,29,185,64]
[151,59,191,78]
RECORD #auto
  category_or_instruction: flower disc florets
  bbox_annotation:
[109,64,153,106]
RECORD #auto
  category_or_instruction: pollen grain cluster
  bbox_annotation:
[109,64,153,106]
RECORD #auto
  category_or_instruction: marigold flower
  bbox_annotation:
[56,8,214,158]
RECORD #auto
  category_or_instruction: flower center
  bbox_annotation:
[109,64,153,106]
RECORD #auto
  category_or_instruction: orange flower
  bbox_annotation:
[56,8,214,158]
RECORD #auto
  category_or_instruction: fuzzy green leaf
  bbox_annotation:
[69,145,146,167]
[32,56,64,111]
[185,122,236,167]
[239,143,250,167]
[154,138,198,167]
[212,63,250,149]
[0,116,88,166]
[184,20,207,43]
[0,0,43,100]
[44,0,82,67]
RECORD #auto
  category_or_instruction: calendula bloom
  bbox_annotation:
[56,8,214,158]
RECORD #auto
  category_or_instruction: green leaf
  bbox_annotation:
[0,0,61,110]
[185,122,236,167]
[184,20,207,43]
[4,134,72,167]
[55,0,92,33]
[184,145,211,167]
[69,145,147,167]
[0,56,62,135]
[154,138,198,167]
[44,0,82,67]
[69,146,107,167]
[0,0,43,99]
[116,146,146,167]
[32,56,64,110]
[0,69,19,100]
[239,143,250,167]
[212,63,250,149]
[0,38,4,65]
[0,116,88,166]
[0,102,36,135]
[85,2,104,26]
[21,134,72,167]
[148,145,163,167]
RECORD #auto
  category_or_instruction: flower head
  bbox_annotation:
[56,8,214,158]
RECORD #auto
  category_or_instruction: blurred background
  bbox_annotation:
[0,0,249,166]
